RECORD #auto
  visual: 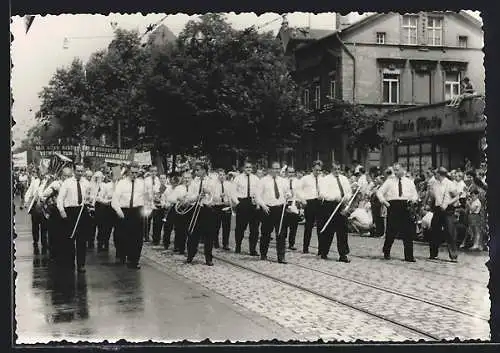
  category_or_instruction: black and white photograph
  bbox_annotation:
[11,10,490,344]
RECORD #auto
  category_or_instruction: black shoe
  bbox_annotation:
[260,255,267,261]
[33,247,40,255]
[339,256,351,263]
[303,249,309,254]
[173,248,179,253]
[383,254,391,260]
[77,266,86,273]
[205,261,214,266]
[450,258,458,263]
[185,258,193,264]
[144,238,150,242]
[152,241,160,246]
[278,259,288,264]
[214,244,220,249]
[405,258,416,262]
[289,246,297,251]
[249,251,259,257]
[429,256,438,260]
[235,248,241,254]
[223,246,230,251]
[321,255,328,260]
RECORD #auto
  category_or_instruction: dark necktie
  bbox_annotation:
[336,175,345,198]
[247,175,250,198]
[315,175,320,197]
[160,183,166,194]
[273,176,280,199]
[290,179,293,190]
[221,181,225,202]
[77,179,82,204]
[398,178,403,197]
[198,178,203,195]
[130,180,135,208]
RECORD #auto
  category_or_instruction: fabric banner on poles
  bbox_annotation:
[13,151,28,168]
[134,151,152,166]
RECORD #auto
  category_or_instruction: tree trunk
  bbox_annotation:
[171,154,177,175]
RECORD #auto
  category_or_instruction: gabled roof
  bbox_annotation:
[291,28,335,40]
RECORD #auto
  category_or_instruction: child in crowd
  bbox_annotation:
[467,189,482,251]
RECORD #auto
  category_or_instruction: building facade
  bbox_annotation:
[279,11,485,172]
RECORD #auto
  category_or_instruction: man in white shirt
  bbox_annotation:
[111,163,148,269]
[232,162,261,255]
[144,166,160,243]
[93,171,115,252]
[157,174,174,250]
[255,161,291,263]
[185,161,217,266]
[168,171,193,254]
[56,164,91,272]
[284,167,301,251]
[318,162,353,263]
[18,170,29,208]
[428,167,460,262]
[212,169,233,251]
[24,168,52,255]
[377,163,419,262]
[298,160,324,254]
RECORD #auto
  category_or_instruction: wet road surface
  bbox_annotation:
[13,198,296,344]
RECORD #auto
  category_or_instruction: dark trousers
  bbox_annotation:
[30,209,48,250]
[372,216,385,237]
[303,199,322,252]
[115,207,143,265]
[144,214,152,241]
[187,206,216,262]
[430,206,458,259]
[95,203,114,249]
[46,205,62,262]
[162,208,175,248]
[174,210,191,253]
[234,198,259,252]
[152,208,165,243]
[62,206,89,268]
[383,200,414,260]
[87,212,97,247]
[285,211,300,247]
[318,201,349,257]
[260,205,287,260]
[214,205,231,248]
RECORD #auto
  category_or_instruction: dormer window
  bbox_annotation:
[376,32,386,44]
[402,15,418,45]
[458,36,468,48]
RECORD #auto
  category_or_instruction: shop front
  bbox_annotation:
[380,95,485,173]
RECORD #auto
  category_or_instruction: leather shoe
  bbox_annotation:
[223,246,231,251]
[250,252,259,257]
[338,256,351,263]
[405,258,416,262]
[205,261,214,266]
[278,259,288,264]
[288,246,297,251]
[260,255,267,261]
[383,254,391,260]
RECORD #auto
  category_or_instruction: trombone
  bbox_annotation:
[187,187,213,236]
[320,186,361,234]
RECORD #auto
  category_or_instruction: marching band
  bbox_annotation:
[19,153,488,272]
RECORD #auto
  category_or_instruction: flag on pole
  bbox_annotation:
[24,15,35,34]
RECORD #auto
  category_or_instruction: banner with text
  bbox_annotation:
[133,151,152,166]
[12,151,28,168]
[34,145,133,161]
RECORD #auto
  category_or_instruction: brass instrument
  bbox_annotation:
[187,185,214,236]
[320,186,362,234]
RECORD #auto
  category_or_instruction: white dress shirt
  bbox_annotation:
[255,175,291,207]
[186,177,216,206]
[431,178,458,208]
[95,181,114,204]
[287,178,301,201]
[160,184,174,207]
[56,177,91,212]
[299,174,322,201]
[377,176,418,203]
[233,173,260,199]
[319,174,353,202]
[166,184,190,204]
[24,177,41,204]
[111,177,147,212]
[212,179,233,205]
[469,199,481,214]
[40,180,62,202]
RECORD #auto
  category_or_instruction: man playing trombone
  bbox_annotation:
[318,162,352,263]
[255,161,291,264]
[185,161,216,266]
[56,163,91,273]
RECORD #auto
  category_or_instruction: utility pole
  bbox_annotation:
[117,120,122,149]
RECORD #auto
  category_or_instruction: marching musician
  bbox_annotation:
[185,161,216,266]
[318,162,352,263]
[111,163,148,269]
[167,171,193,255]
[284,167,300,251]
[93,171,114,252]
[376,163,419,262]
[40,167,72,264]
[298,160,324,254]
[212,168,233,251]
[24,167,51,255]
[144,166,161,243]
[232,162,260,255]
[158,174,174,250]
[254,162,291,263]
[18,169,29,209]
[56,164,91,273]
[85,171,104,249]
[428,167,460,262]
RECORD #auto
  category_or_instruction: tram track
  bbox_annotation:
[212,253,442,341]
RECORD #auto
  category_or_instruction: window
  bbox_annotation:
[427,17,443,46]
[314,85,321,109]
[383,73,400,104]
[376,32,386,44]
[444,72,461,100]
[458,36,468,48]
[329,79,336,99]
[303,89,310,109]
[396,143,433,174]
[402,15,418,45]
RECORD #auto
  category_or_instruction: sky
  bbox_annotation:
[10,11,481,146]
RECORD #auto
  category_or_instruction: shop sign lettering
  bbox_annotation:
[393,116,442,134]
